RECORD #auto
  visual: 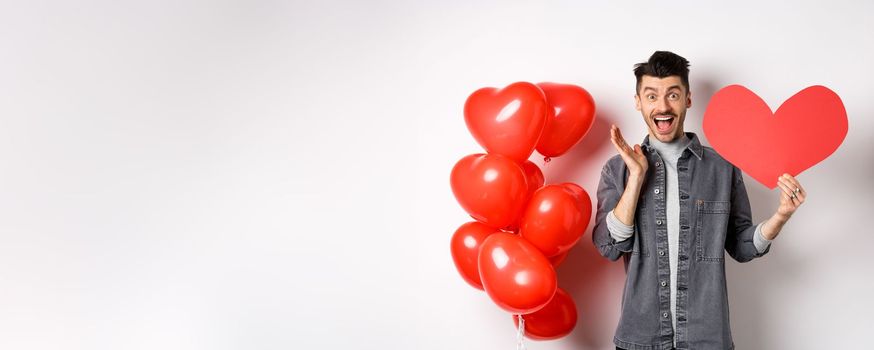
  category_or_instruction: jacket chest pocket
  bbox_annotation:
[695,200,730,263]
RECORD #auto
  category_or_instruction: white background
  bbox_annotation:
[1,1,872,349]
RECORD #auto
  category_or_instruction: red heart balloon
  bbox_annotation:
[703,85,847,189]
[519,183,592,258]
[450,221,499,290]
[504,160,545,232]
[450,154,528,229]
[547,250,569,268]
[464,82,549,163]
[561,182,589,202]
[513,287,577,340]
[478,232,557,314]
[521,160,545,199]
[535,83,596,158]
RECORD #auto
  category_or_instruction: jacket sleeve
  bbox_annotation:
[592,160,635,261]
[725,166,771,262]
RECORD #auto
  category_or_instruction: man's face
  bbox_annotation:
[635,75,691,143]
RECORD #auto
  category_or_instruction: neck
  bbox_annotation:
[649,129,687,144]
[648,133,690,158]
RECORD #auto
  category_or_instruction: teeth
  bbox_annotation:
[655,116,673,121]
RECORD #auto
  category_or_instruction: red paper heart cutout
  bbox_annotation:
[703,85,847,189]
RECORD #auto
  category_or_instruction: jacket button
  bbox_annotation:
[658,250,665,256]
[661,281,667,287]
[654,189,661,194]
[656,220,663,225]
[662,312,669,318]
[655,162,661,167]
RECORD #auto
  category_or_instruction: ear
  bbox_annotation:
[634,94,641,111]
[686,92,692,108]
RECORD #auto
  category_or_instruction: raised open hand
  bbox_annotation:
[610,125,648,178]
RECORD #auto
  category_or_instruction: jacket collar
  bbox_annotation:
[642,132,704,160]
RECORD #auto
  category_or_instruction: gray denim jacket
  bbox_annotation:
[592,132,770,350]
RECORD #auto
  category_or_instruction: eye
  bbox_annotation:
[668,93,679,100]
[647,94,656,101]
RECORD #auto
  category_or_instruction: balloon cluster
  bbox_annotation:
[449,82,596,340]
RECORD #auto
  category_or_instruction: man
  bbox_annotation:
[592,51,806,350]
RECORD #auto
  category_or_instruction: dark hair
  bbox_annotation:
[634,51,690,94]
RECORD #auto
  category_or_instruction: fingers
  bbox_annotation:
[776,179,800,206]
[776,175,805,207]
[610,125,647,174]
[614,125,624,143]
[610,125,631,155]
[781,173,806,198]
[616,127,632,151]
[779,174,806,203]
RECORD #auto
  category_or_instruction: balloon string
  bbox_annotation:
[516,315,527,350]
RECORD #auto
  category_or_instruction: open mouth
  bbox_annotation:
[653,115,675,133]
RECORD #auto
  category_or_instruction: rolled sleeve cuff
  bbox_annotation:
[607,210,634,242]
[753,222,772,254]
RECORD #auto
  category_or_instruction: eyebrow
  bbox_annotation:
[642,85,683,93]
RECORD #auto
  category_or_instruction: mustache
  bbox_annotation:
[650,112,678,118]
